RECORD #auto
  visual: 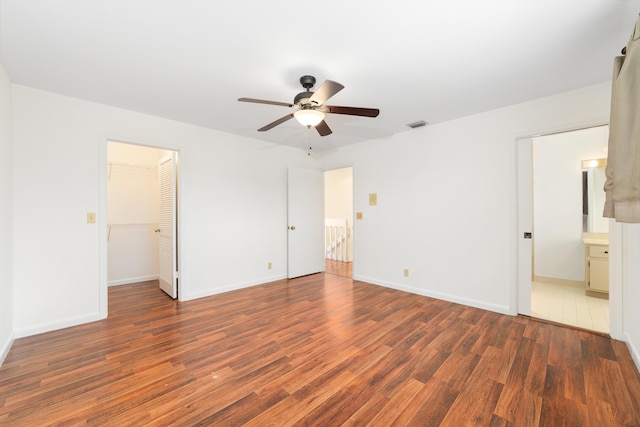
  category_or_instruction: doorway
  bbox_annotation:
[324,167,354,279]
[106,141,180,300]
[517,126,610,333]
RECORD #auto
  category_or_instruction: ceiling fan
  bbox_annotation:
[238,75,380,136]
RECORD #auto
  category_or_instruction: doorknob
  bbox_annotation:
[154,228,161,233]
[289,226,296,230]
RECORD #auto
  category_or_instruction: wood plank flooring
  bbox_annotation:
[2,273,640,426]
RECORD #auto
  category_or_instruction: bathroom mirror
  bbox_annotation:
[582,158,608,233]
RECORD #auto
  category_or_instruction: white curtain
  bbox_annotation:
[604,16,640,223]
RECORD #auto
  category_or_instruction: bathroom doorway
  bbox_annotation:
[518,126,610,333]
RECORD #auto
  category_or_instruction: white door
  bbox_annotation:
[517,138,533,315]
[288,166,324,278]
[158,153,178,298]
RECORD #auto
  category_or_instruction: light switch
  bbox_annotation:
[369,193,377,206]
[356,212,363,220]
[87,212,96,224]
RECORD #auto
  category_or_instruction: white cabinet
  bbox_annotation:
[584,240,609,298]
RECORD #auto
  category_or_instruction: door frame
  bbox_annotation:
[513,124,622,339]
[323,164,355,278]
[98,136,183,318]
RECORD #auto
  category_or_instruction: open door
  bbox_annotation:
[158,153,178,298]
[517,138,533,315]
[288,166,324,278]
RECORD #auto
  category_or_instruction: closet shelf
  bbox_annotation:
[107,223,159,241]
[108,161,158,179]
[108,223,158,226]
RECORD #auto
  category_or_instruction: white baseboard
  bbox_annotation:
[353,275,511,315]
[0,332,15,366]
[14,312,105,339]
[623,331,640,373]
[534,275,584,288]
[108,275,158,287]
[181,274,287,302]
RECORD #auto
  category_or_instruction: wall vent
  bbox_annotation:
[406,120,428,129]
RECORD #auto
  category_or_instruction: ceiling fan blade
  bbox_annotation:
[310,80,344,104]
[258,113,295,131]
[315,120,332,136]
[324,105,380,117]
[238,97,293,108]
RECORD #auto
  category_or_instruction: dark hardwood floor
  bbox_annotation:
[2,273,640,426]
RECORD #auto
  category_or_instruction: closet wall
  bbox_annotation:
[107,142,169,286]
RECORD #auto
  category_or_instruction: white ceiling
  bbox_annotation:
[1,0,639,152]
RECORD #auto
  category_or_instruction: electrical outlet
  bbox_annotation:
[403,268,409,277]
[268,262,272,270]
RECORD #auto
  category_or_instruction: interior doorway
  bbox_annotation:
[517,126,610,333]
[323,166,354,279]
[106,141,180,299]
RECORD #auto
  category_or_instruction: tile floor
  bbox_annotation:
[531,281,609,333]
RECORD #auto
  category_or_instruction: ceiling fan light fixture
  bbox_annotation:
[294,109,325,127]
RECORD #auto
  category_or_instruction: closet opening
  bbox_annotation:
[106,141,180,299]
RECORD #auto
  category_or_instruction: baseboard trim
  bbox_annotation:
[353,275,511,315]
[14,312,105,339]
[108,275,158,287]
[623,331,640,374]
[0,332,15,366]
[534,275,584,288]
[181,274,288,302]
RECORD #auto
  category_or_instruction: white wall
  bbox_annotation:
[623,224,640,369]
[324,167,353,262]
[107,142,166,286]
[12,84,317,337]
[0,64,14,363]
[318,83,613,315]
[532,126,608,282]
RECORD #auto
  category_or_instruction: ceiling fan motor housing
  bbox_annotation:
[294,91,316,106]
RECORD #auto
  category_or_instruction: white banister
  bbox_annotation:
[325,218,349,261]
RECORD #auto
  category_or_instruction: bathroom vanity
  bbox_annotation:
[582,158,609,299]
[583,233,609,298]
